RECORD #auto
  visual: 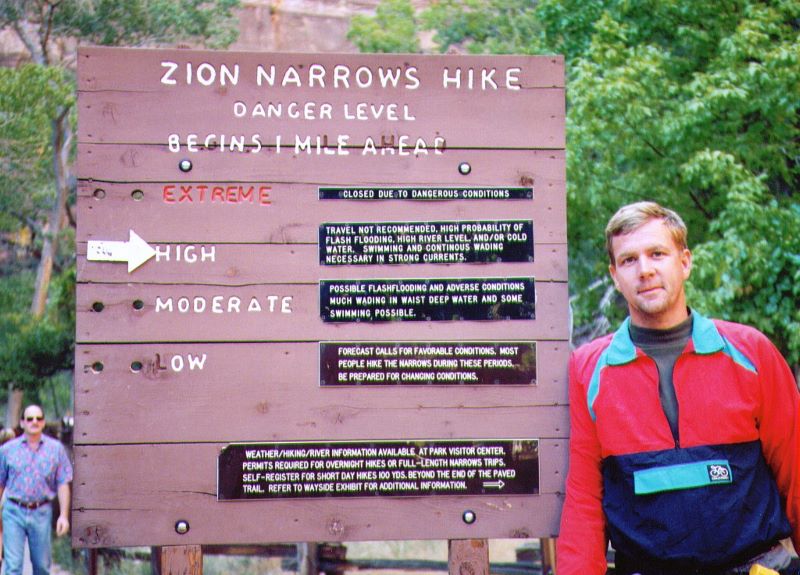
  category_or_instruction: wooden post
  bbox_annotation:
[297,542,319,575]
[160,545,202,575]
[151,546,162,575]
[540,537,557,575]
[85,548,99,575]
[448,539,489,575]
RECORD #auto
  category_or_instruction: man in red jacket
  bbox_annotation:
[557,202,799,575]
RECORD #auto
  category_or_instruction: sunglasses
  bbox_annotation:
[25,416,44,422]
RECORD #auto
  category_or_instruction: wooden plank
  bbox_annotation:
[77,48,564,149]
[76,145,564,186]
[74,341,569,444]
[76,281,570,343]
[77,243,568,284]
[449,540,489,575]
[161,545,202,575]
[72,442,565,547]
[73,493,564,548]
[76,165,566,246]
[74,401,569,446]
[77,89,564,150]
[78,48,564,92]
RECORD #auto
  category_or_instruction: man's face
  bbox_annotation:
[609,218,692,329]
[21,406,45,438]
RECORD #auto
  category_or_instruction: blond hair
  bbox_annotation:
[606,201,688,264]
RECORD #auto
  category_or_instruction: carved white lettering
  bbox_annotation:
[155,296,291,314]
[160,61,179,85]
[170,354,208,372]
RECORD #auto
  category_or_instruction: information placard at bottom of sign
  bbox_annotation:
[320,341,537,386]
[218,439,539,501]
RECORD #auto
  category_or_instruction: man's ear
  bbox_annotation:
[682,249,693,279]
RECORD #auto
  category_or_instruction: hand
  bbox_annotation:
[56,515,70,537]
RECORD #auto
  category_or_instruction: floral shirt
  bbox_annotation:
[0,434,73,502]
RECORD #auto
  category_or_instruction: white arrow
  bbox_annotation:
[483,480,506,490]
[87,230,156,273]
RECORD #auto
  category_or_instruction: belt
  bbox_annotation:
[615,543,791,575]
[8,497,51,510]
[723,544,792,575]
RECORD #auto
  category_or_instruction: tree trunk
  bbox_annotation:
[5,385,23,430]
[31,106,72,317]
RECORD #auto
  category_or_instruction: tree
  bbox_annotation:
[421,0,543,55]
[2,0,240,317]
[0,0,241,417]
[348,0,420,54]
[546,1,800,366]
[350,0,800,369]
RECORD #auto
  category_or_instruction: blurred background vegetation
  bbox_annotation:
[350,0,800,369]
[0,0,240,424]
[1,0,798,425]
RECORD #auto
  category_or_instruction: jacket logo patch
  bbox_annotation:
[707,463,732,483]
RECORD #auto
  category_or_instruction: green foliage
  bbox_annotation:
[1,0,241,51]
[533,0,607,59]
[0,65,73,233]
[560,1,800,359]
[0,264,75,393]
[686,154,800,365]
[350,0,800,365]
[51,0,241,49]
[348,0,420,53]
[0,0,241,398]
[422,0,544,55]
[0,315,74,392]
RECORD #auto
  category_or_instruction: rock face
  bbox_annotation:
[1,0,412,64]
[232,0,380,53]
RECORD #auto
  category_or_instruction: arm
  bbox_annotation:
[56,482,70,536]
[0,484,3,559]
[756,338,800,553]
[556,353,608,575]
[54,442,73,537]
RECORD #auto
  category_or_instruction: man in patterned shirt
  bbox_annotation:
[0,405,73,575]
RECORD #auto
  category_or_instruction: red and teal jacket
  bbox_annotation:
[557,312,800,575]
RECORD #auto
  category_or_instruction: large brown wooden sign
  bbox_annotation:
[75,47,567,547]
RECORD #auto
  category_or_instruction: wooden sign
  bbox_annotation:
[75,47,568,547]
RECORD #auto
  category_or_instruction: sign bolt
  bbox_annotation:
[178,159,193,172]
[175,520,190,535]
[462,510,477,524]
[458,162,472,175]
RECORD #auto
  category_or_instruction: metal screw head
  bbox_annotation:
[178,159,193,172]
[175,520,190,534]
[458,162,472,175]
[462,510,476,524]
